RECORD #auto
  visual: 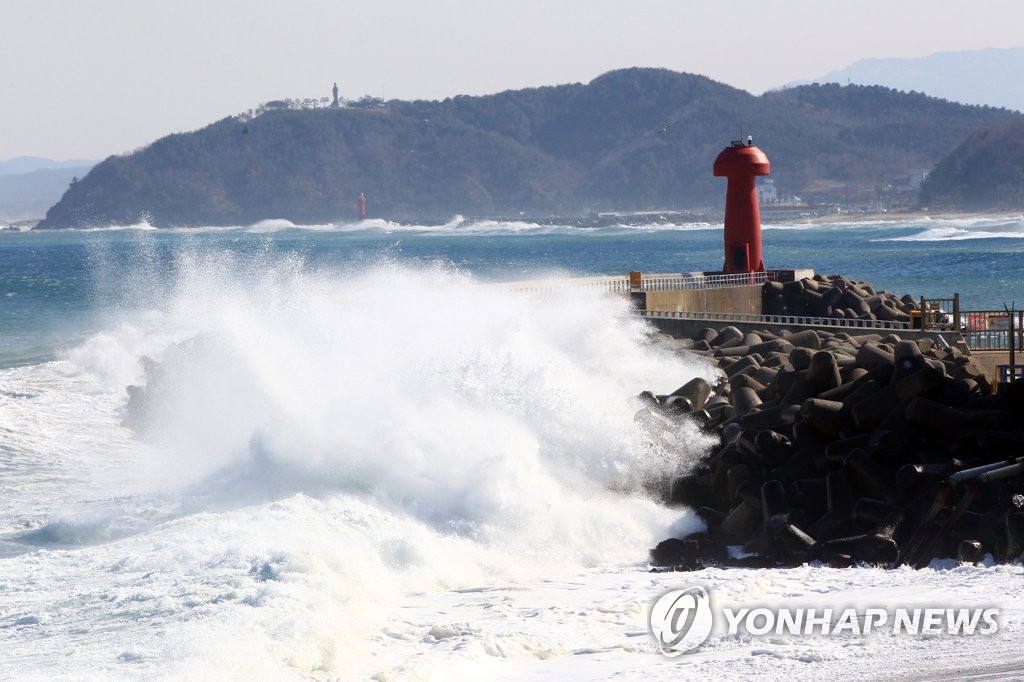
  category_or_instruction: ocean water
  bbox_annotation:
[0,215,1022,680]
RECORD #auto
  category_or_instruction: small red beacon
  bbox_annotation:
[713,138,770,274]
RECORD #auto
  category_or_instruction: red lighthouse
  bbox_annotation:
[713,138,770,274]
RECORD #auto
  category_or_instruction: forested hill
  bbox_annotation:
[38,68,1021,228]
[918,119,1024,211]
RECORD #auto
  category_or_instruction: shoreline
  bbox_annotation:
[804,208,1024,225]
[7,208,1024,232]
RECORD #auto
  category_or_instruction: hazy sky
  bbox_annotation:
[3,0,1022,160]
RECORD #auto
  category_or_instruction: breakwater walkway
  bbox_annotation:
[498,270,1021,386]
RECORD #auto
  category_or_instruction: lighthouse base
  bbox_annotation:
[724,242,766,274]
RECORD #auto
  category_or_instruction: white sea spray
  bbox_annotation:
[0,248,715,678]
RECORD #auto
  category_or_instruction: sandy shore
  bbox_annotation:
[797,209,1023,225]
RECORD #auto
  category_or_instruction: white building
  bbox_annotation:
[908,169,929,189]
[758,178,778,204]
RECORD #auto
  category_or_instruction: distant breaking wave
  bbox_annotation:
[873,218,1024,242]
[315,216,719,236]
[13,211,724,235]
[78,220,159,233]
[13,212,1024,239]
[340,217,718,236]
[22,215,1024,241]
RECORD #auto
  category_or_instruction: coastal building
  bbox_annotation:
[908,169,929,189]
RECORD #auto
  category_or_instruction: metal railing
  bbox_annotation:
[918,295,960,332]
[642,309,911,331]
[637,271,777,291]
[499,271,777,296]
[999,365,1024,383]
[961,310,1023,351]
[497,275,632,296]
[501,273,913,332]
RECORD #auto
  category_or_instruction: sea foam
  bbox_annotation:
[113,250,717,554]
[1,245,715,678]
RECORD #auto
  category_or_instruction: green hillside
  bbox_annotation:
[919,119,1024,210]
[38,68,1021,228]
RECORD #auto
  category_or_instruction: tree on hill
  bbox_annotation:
[757,83,1020,194]
[918,119,1024,210]
[39,109,579,227]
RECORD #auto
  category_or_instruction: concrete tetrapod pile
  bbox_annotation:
[762,274,921,323]
[643,324,1024,570]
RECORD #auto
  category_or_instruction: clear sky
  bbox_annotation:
[2,0,1022,160]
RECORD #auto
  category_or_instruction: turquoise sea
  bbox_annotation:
[2,214,1022,367]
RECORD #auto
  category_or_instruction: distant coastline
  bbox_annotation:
[6,208,1022,233]
[35,69,1021,230]
[809,208,1024,224]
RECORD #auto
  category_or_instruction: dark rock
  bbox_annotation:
[645,297,1020,570]
[668,377,713,412]
[957,539,985,563]
[650,534,730,568]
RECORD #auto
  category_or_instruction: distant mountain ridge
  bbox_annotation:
[0,157,96,176]
[0,165,94,223]
[37,68,1021,228]
[802,47,1024,112]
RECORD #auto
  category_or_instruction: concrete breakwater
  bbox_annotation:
[642,322,1024,570]
[762,273,921,323]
